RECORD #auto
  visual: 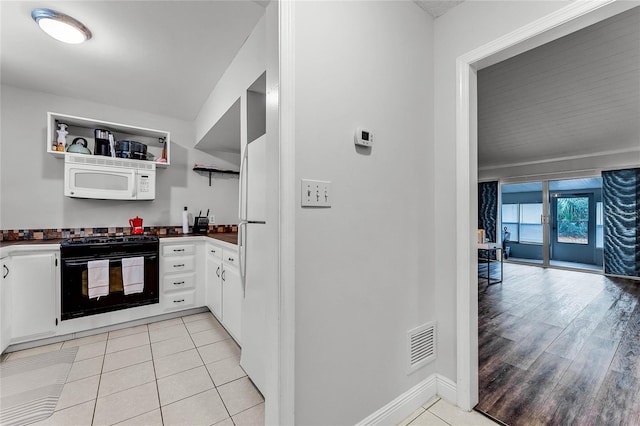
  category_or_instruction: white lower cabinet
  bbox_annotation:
[162,256,196,275]
[160,241,199,312]
[205,243,223,318]
[9,251,58,343]
[1,236,240,352]
[222,256,242,344]
[205,242,242,344]
[162,290,195,311]
[1,255,12,353]
[162,272,196,292]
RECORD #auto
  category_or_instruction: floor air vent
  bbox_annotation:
[407,321,436,374]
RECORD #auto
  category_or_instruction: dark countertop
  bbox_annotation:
[0,238,65,247]
[161,232,238,245]
[204,232,238,245]
[0,232,238,248]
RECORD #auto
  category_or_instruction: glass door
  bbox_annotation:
[501,177,603,271]
[548,178,603,271]
[500,182,544,264]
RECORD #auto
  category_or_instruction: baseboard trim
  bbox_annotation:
[355,374,457,426]
[436,374,457,405]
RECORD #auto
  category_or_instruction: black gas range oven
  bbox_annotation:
[60,235,159,320]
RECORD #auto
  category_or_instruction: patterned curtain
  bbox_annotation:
[602,168,640,277]
[478,181,499,243]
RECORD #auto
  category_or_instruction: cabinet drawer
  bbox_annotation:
[162,244,195,257]
[162,256,195,274]
[163,290,195,311]
[223,249,239,267]
[206,245,223,260]
[163,272,196,293]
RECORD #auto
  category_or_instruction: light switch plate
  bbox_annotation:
[301,179,331,208]
[208,215,215,224]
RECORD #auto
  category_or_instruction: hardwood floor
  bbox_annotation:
[476,263,640,425]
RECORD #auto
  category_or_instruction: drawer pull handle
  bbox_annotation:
[173,281,185,285]
[173,249,185,252]
[216,266,221,277]
[173,264,185,268]
[174,299,185,303]
[227,257,234,261]
[210,249,216,253]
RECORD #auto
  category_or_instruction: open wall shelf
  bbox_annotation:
[193,166,240,186]
[47,112,171,167]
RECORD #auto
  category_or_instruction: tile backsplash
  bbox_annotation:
[1,225,237,241]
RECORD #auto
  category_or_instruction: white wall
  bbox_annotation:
[0,85,240,229]
[292,2,434,424]
[432,1,570,381]
[195,15,266,145]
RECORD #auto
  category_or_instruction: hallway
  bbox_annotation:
[477,263,640,425]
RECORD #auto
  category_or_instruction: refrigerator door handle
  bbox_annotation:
[239,221,247,297]
[238,145,249,221]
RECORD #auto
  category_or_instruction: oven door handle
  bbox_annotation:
[63,260,109,267]
[62,255,156,267]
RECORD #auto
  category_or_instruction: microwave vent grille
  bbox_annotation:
[66,155,155,171]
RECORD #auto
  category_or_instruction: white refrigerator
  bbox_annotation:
[238,133,267,393]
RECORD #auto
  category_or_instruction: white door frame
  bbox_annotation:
[454,0,637,411]
[278,1,297,424]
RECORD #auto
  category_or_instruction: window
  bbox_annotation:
[596,201,603,248]
[501,204,519,242]
[556,196,589,244]
[501,203,543,244]
[520,203,543,243]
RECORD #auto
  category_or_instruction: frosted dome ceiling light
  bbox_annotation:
[31,8,92,44]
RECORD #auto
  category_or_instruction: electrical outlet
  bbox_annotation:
[208,215,215,224]
[301,179,331,208]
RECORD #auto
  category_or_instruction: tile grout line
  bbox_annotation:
[104,328,150,355]
[156,360,204,381]
[423,397,441,410]
[426,409,454,426]
[96,361,157,399]
[230,401,264,421]
[90,335,108,426]
[102,357,150,375]
[402,407,425,426]
[100,329,162,426]
[184,313,237,424]
[149,330,166,426]
[111,408,159,426]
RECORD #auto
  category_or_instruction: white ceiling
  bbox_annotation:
[414,0,464,18]
[0,1,265,121]
[478,6,640,169]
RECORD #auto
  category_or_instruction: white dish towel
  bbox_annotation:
[122,257,145,295]
[88,259,110,299]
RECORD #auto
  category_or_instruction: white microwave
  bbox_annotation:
[64,155,156,200]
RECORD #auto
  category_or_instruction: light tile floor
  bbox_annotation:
[2,312,264,426]
[396,397,499,426]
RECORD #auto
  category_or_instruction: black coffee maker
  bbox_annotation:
[94,129,112,156]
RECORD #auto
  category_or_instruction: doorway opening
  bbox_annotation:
[454,0,639,415]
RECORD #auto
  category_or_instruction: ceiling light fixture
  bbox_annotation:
[31,8,92,44]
